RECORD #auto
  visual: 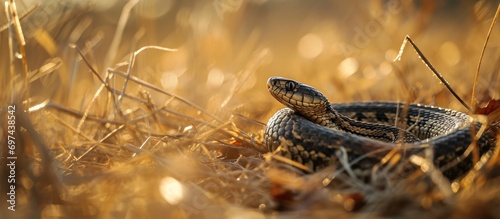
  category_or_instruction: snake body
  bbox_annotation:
[264,77,496,179]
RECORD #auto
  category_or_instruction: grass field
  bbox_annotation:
[1,1,500,218]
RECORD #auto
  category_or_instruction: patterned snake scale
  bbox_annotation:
[264,77,497,179]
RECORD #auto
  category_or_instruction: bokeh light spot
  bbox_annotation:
[378,61,393,76]
[338,57,359,78]
[298,33,324,59]
[439,41,460,66]
[161,68,186,91]
[362,65,377,79]
[160,177,184,205]
[384,49,398,62]
[161,73,179,91]
[207,68,225,88]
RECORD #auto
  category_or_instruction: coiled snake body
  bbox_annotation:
[264,77,496,179]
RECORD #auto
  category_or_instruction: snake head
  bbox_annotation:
[267,77,331,116]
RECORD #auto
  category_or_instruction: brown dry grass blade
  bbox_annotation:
[394,35,472,112]
[471,4,500,111]
[0,3,39,32]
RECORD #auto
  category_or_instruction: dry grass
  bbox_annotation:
[1,1,500,218]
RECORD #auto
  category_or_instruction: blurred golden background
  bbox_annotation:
[1,0,500,218]
[3,0,499,110]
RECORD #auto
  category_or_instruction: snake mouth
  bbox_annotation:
[267,77,285,99]
[266,78,273,90]
[267,77,293,106]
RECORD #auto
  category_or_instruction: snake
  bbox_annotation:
[264,76,496,179]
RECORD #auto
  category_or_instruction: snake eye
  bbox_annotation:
[285,81,296,91]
